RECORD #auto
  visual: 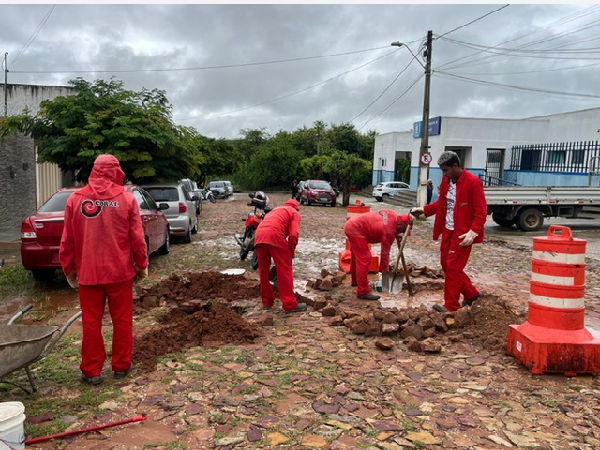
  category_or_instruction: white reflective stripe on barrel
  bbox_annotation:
[529,294,585,309]
[532,250,585,264]
[531,272,575,285]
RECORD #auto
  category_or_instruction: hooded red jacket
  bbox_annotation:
[344,209,402,272]
[423,169,487,243]
[60,155,148,285]
[255,199,301,253]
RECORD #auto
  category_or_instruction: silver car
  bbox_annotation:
[141,182,199,243]
[372,181,411,202]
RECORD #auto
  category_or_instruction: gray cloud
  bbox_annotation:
[3,4,599,139]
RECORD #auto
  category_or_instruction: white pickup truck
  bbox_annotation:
[485,186,600,231]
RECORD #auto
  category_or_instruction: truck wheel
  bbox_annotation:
[492,212,515,228]
[516,208,544,232]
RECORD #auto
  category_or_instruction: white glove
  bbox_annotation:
[66,269,79,289]
[410,207,425,217]
[459,230,478,246]
[135,266,148,283]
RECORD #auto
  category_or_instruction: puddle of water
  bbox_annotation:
[1,291,78,324]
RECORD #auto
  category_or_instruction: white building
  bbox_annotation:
[373,107,600,197]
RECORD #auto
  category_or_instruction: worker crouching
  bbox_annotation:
[344,209,413,300]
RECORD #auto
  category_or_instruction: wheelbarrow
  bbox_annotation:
[0,305,82,393]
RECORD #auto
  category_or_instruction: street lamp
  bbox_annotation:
[391,32,432,207]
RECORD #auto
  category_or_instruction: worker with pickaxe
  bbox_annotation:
[344,209,413,300]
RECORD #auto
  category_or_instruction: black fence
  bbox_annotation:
[510,141,600,173]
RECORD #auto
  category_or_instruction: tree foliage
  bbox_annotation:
[1,78,200,183]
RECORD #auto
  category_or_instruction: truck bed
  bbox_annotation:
[484,186,600,205]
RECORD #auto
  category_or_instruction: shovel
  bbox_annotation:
[382,220,415,295]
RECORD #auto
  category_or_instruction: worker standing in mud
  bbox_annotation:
[411,151,487,313]
[60,154,148,385]
[255,198,307,313]
[345,209,412,300]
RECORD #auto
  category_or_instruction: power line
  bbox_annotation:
[9,5,56,69]
[436,4,511,40]
[10,45,392,74]
[349,52,420,123]
[176,49,397,121]
[436,70,600,100]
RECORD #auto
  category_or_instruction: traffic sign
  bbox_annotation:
[420,152,433,165]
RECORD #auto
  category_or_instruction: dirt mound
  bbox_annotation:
[451,295,525,353]
[132,271,264,371]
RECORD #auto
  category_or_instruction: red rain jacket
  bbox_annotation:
[60,155,148,285]
[345,209,405,272]
[423,169,487,243]
[255,200,301,254]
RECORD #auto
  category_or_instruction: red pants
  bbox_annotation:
[78,279,134,377]
[440,228,478,311]
[256,244,298,311]
[347,235,371,297]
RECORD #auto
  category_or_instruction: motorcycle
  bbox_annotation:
[202,188,216,204]
[234,191,271,270]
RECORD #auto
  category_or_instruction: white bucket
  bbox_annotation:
[0,402,25,450]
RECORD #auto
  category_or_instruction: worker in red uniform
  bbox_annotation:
[60,154,148,385]
[411,151,487,312]
[255,198,306,313]
[345,209,412,300]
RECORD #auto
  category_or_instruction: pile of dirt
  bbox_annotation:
[450,296,526,353]
[132,271,264,371]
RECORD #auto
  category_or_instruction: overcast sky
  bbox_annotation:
[2,4,600,140]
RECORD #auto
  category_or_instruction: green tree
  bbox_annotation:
[236,131,303,191]
[321,151,371,206]
[1,77,199,183]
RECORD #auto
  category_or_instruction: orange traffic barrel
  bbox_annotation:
[507,225,600,376]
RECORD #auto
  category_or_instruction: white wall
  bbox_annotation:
[374,107,600,189]
[0,84,74,116]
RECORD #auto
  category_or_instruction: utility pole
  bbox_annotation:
[3,53,7,117]
[417,30,433,207]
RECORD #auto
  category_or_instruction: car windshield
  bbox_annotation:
[309,181,331,190]
[38,191,75,212]
[145,187,178,202]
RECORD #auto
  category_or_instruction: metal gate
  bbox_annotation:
[484,148,504,186]
[589,156,600,187]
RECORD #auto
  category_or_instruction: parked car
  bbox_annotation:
[208,181,228,199]
[372,181,411,201]
[300,180,337,207]
[179,178,203,215]
[140,182,199,243]
[21,185,170,282]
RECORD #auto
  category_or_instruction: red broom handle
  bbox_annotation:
[24,415,147,445]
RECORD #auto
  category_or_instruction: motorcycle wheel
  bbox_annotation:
[240,247,249,260]
[251,251,259,270]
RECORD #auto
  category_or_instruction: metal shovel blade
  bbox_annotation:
[381,271,405,294]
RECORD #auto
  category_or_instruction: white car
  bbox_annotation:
[372,181,411,201]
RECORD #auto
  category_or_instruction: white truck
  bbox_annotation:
[485,186,600,232]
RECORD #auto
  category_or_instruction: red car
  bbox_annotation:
[21,185,170,282]
[299,180,337,207]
